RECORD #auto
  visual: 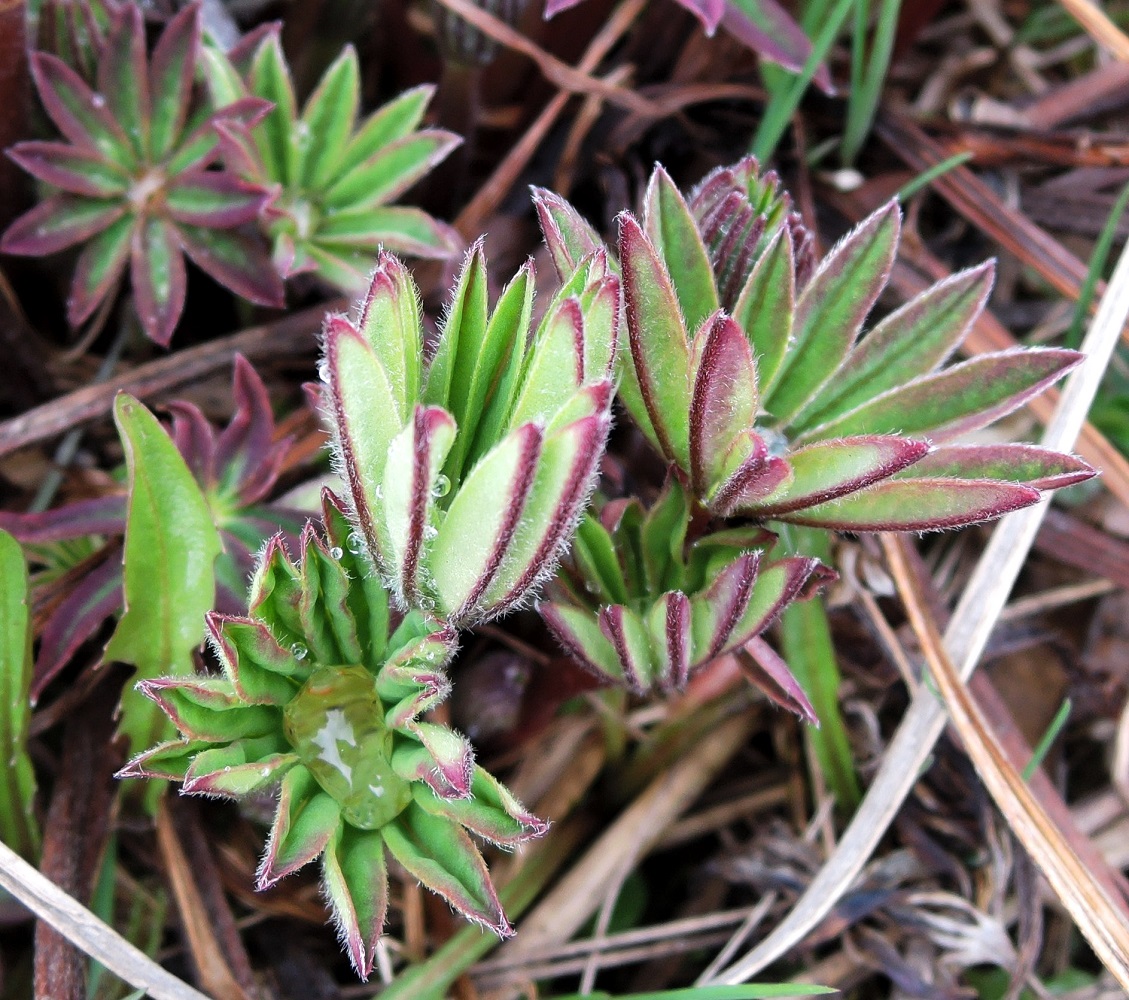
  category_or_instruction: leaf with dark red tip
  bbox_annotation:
[97,5,149,161]
[258,768,340,888]
[647,591,691,690]
[720,0,829,87]
[777,477,1043,531]
[531,187,603,279]
[2,196,123,256]
[0,494,126,543]
[6,141,128,196]
[412,769,547,847]
[165,170,269,227]
[539,600,624,683]
[730,556,820,647]
[131,216,186,346]
[896,444,1095,491]
[321,826,388,980]
[805,348,1082,443]
[149,4,200,158]
[30,52,132,165]
[178,224,284,307]
[598,604,655,692]
[688,551,759,664]
[742,635,818,725]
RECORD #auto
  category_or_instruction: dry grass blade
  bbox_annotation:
[0,837,211,1000]
[710,157,1129,987]
[1055,0,1129,62]
[884,537,1129,988]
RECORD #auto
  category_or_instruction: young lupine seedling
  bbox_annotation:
[1,4,284,345]
[201,30,461,291]
[35,0,121,84]
[0,357,307,696]
[539,476,826,698]
[120,493,546,978]
[323,244,618,625]
[535,158,1094,531]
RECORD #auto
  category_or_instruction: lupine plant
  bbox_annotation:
[121,493,546,978]
[0,356,307,695]
[0,4,284,345]
[200,29,461,291]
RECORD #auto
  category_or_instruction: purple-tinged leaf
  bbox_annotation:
[644,165,718,331]
[316,206,461,259]
[797,262,994,432]
[131,216,186,346]
[165,170,269,227]
[321,827,388,980]
[707,435,791,518]
[619,213,692,469]
[168,97,274,176]
[32,546,122,699]
[138,676,277,742]
[689,551,759,664]
[68,213,133,326]
[323,131,463,211]
[0,494,126,543]
[481,392,612,616]
[382,802,511,936]
[406,722,474,798]
[731,556,820,648]
[380,406,457,606]
[599,604,656,691]
[149,4,200,159]
[208,614,299,705]
[214,355,287,504]
[183,745,298,797]
[765,202,900,423]
[578,269,620,381]
[720,0,831,90]
[647,591,691,691]
[6,141,128,196]
[1,195,123,256]
[98,5,149,161]
[116,739,208,782]
[742,435,929,517]
[178,223,285,307]
[777,477,1043,532]
[430,423,542,622]
[166,398,214,485]
[257,768,340,888]
[357,252,422,419]
[412,770,547,847]
[733,228,793,392]
[212,119,267,183]
[298,45,360,190]
[531,187,603,280]
[29,51,132,165]
[742,635,818,724]
[896,444,1095,491]
[700,192,762,311]
[806,348,1083,443]
[689,311,758,494]
[539,600,624,683]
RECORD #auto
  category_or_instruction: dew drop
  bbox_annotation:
[346,531,365,554]
[432,474,451,498]
[422,524,438,541]
[329,546,344,560]
[291,642,309,660]
[91,93,106,108]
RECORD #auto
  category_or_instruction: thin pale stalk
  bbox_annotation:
[710,162,1129,987]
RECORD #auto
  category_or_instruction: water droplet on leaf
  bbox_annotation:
[432,474,451,498]
[291,642,309,660]
[346,532,365,554]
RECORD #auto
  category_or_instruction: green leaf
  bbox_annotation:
[0,531,39,858]
[249,35,299,185]
[508,297,585,429]
[644,165,718,332]
[337,85,435,178]
[104,394,222,764]
[298,45,360,190]
[316,206,459,258]
[324,132,462,211]
[733,228,794,394]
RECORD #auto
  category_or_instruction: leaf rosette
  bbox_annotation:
[535,159,1094,531]
[120,492,545,978]
[324,244,618,626]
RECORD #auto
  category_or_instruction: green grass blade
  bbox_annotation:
[842,0,901,165]
[1066,181,1129,350]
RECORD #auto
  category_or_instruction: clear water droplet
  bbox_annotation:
[91,93,106,108]
[329,546,344,560]
[346,532,365,554]
[422,524,438,541]
[291,642,309,660]
[432,474,451,498]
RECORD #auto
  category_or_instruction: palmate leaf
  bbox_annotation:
[105,395,222,777]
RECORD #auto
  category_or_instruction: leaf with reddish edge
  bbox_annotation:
[6,141,128,196]
[619,213,692,469]
[116,739,209,782]
[741,635,818,725]
[644,166,718,332]
[599,604,657,691]
[741,435,929,518]
[805,348,1082,443]
[429,423,542,622]
[707,440,790,518]
[297,46,359,190]
[148,4,199,159]
[733,228,793,394]
[68,213,133,325]
[165,170,269,227]
[257,768,340,888]
[897,444,1095,491]
[411,771,547,847]
[766,202,900,424]
[1,195,123,256]
[689,551,759,664]
[29,52,132,164]
[647,591,691,691]
[508,297,585,429]
[407,721,474,798]
[178,223,284,307]
[98,5,149,161]
[323,131,463,212]
[322,826,388,980]
[777,477,1043,532]
[168,97,275,176]
[0,494,126,543]
[729,556,821,648]
[356,252,422,421]
[131,216,186,346]
[208,614,299,705]
[720,0,829,88]
[379,406,456,607]
[382,802,511,936]
[316,206,460,258]
[183,745,297,797]
[424,241,489,421]
[689,311,759,494]
[138,676,277,741]
[796,261,994,432]
[213,355,285,503]
[32,547,122,699]
[531,186,603,280]
[538,600,624,683]
[166,399,215,486]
